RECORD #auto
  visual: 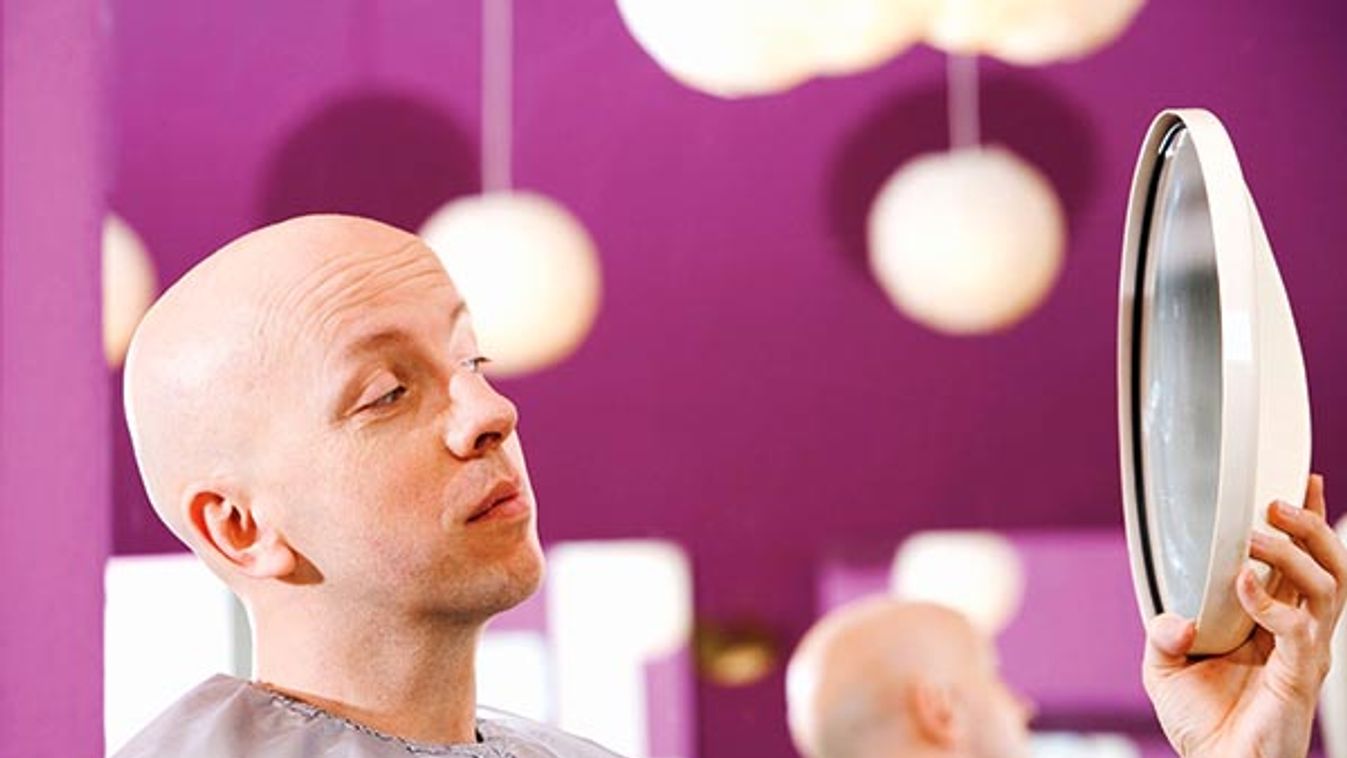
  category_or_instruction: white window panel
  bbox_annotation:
[104,554,249,755]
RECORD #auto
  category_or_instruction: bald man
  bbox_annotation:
[788,601,1033,758]
[787,477,1347,758]
[116,215,621,757]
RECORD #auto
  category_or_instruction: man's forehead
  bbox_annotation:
[257,240,460,357]
[327,299,469,366]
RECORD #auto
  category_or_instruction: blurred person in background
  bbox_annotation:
[786,476,1345,758]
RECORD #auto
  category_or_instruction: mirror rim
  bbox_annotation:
[1118,108,1261,654]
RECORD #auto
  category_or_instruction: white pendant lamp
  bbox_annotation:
[868,146,1064,334]
[614,0,814,98]
[925,0,1146,65]
[103,214,158,368]
[889,530,1025,634]
[1118,109,1311,655]
[614,0,931,98]
[794,0,936,77]
[421,193,600,377]
[867,55,1064,335]
[419,0,602,377]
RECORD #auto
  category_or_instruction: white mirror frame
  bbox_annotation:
[1118,108,1311,655]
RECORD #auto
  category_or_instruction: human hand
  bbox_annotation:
[1142,474,1346,758]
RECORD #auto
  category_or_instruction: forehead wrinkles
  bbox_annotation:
[262,242,452,365]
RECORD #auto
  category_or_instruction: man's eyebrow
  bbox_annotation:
[333,301,468,363]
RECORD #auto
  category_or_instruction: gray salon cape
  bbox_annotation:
[113,674,626,757]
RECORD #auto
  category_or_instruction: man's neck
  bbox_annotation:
[250,598,483,745]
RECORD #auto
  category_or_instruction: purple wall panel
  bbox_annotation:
[997,533,1147,717]
[105,2,1347,757]
[1,0,108,752]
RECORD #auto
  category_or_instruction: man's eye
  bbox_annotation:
[366,385,407,410]
[460,356,491,375]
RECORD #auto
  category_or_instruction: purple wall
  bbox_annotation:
[107,2,1347,757]
[1,0,108,753]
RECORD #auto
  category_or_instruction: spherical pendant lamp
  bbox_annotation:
[889,530,1026,634]
[614,0,815,98]
[792,0,935,77]
[420,192,602,378]
[867,147,1065,334]
[926,0,1145,65]
[615,0,932,98]
[103,214,158,368]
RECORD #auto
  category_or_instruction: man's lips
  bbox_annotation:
[465,479,527,524]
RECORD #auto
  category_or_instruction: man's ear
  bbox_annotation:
[908,679,959,749]
[184,488,296,580]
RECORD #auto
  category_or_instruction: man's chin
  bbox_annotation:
[484,540,545,614]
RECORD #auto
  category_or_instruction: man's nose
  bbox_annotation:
[443,372,518,458]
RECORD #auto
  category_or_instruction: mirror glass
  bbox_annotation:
[1137,125,1223,620]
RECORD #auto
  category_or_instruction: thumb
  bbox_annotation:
[1144,613,1196,674]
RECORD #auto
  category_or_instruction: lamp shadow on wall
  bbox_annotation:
[258,91,479,232]
[825,70,1100,278]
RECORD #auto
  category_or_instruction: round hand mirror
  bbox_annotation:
[1118,109,1311,655]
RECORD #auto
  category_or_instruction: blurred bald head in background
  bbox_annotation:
[786,599,1034,758]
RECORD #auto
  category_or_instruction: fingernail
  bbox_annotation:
[1273,500,1297,518]
[1249,530,1268,547]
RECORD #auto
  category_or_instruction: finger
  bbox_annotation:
[1272,475,1321,604]
[1143,613,1196,674]
[1235,565,1311,645]
[1305,474,1326,520]
[1267,498,1347,610]
[1267,567,1298,606]
[1250,529,1337,619]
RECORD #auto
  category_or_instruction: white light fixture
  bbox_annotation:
[1119,109,1311,655]
[421,193,601,377]
[548,540,693,758]
[1321,515,1347,758]
[889,530,1025,634]
[926,0,1146,65]
[794,0,935,77]
[867,55,1064,335]
[614,0,932,98]
[105,554,249,754]
[102,214,157,368]
[868,146,1064,334]
[614,0,813,98]
[419,0,602,377]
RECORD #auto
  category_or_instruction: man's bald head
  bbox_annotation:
[786,599,1032,758]
[122,210,543,625]
[124,214,425,544]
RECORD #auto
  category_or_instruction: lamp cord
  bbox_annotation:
[947,53,981,152]
[482,0,512,193]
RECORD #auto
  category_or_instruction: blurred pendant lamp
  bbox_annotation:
[614,0,934,98]
[889,530,1025,634]
[615,0,1146,99]
[866,54,1065,335]
[420,0,602,378]
[1118,109,1311,655]
[925,0,1146,65]
[103,214,158,368]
